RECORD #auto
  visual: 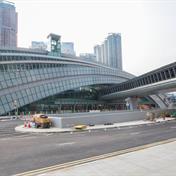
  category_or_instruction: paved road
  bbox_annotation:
[0,120,28,138]
[1,120,176,176]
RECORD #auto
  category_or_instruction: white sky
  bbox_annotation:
[12,0,176,76]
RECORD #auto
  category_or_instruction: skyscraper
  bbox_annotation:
[0,0,18,48]
[94,33,122,70]
[107,33,122,70]
[94,45,102,63]
[104,39,109,65]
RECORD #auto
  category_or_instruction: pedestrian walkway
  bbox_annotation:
[36,139,176,176]
[15,117,175,133]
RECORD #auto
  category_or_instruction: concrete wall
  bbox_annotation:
[49,109,175,128]
[60,111,147,128]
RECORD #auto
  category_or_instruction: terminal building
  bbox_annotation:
[1,32,175,115]
[0,32,134,115]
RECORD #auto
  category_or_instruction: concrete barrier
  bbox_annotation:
[60,111,147,128]
[48,109,176,128]
[49,116,62,128]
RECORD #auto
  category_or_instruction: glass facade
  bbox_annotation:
[0,48,134,115]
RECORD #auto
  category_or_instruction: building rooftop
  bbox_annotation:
[0,0,15,7]
[0,47,48,55]
[47,33,61,40]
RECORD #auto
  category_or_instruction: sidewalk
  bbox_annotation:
[36,139,176,176]
[15,117,175,133]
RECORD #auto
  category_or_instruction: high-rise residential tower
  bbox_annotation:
[94,45,102,63]
[104,39,109,65]
[94,33,122,70]
[0,0,18,48]
[107,33,122,70]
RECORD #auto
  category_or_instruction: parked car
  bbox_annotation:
[88,123,95,126]
[74,124,87,130]
[31,114,52,128]
[104,122,114,125]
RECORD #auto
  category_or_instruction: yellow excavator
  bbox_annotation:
[31,114,52,128]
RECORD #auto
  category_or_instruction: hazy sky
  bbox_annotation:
[12,0,176,76]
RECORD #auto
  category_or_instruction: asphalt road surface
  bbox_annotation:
[0,119,27,138]
[1,119,176,176]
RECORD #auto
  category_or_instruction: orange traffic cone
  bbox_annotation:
[27,121,31,128]
[24,121,27,128]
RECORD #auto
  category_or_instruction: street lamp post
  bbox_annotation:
[13,69,22,118]
[13,100,18,118]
